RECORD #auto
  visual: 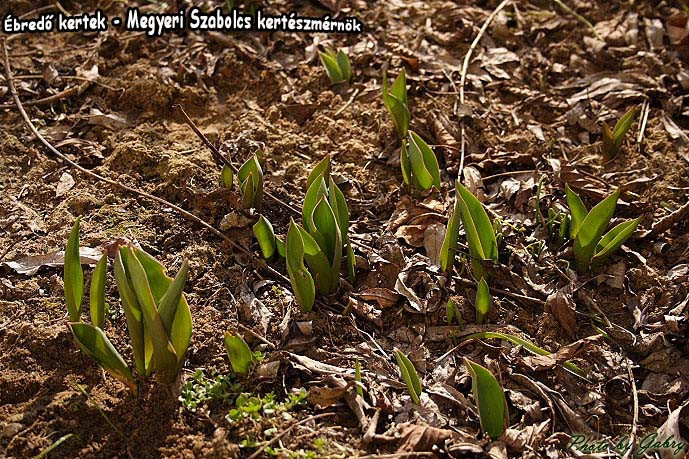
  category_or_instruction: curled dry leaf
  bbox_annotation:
[544,290,577,338]
[520,335,603,372]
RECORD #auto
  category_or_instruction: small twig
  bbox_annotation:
[1,39,290,288]
[237,322,275,349]
[553,0,602,40]
[457,0,511,179]
[0,81,92,109]
[247,413,336,459]
[334,87,360,116]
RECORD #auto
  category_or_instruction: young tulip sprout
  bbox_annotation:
[237,154,264,211]
[285,157,355,312]
[224,333,254,375]
[318,47,352,84]
[440,181,499,280]
[464,358,508,440]
[382,69,409,139]
[394,348,422,404]
[401,131,441,193]
[252,215,285,260]
[566,185,641,273]
[64,218,192,393]
[600,106,638,160]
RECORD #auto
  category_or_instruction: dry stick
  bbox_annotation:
[174,104,301,215]
[247,413,336,459]
[622,357,639,459]
[1,39,290,288]
[0,81,92,110]
[457,0,512,179]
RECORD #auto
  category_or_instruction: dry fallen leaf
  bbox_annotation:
[2,247,103,276]
[544,290,577,338]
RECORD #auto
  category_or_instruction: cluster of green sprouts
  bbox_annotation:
[600,106,638,160]
[222,153,264,211]
[382,69,441,193]
[64,218,192,393]
[286,157,355,311]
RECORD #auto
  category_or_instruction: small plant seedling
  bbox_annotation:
[401,131,441,193]
[354,359,363,397]
[179,369,242,413]
[224,333,254,375]
[446,298,464,327]
[227,388,308,423]
[600,106,638,160]
[464,358,508,440]
[566,185,641,273]
[394,348,422,404]
[475,278,491,324]
[221,164,233,189]
[285,157,355,312]
[440,181,499,280]
[237,154,264,210]
[318,47,352,84]
[64,219,192,392]
[382,69,409,139]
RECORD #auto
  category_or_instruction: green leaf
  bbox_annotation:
[440,195,462,271]
[298,224,337,296]
[574,190,619,272]
[157,260,189,342]
[354,360,363,397]
[221,164,233,189]
[475,278,491,324]
[253,215,277,259]
[70,322,136,393]
[592,217,641,266]
[565,184,587,239]
[311,197,341,266]
[306,156,331,190]
[319,49,345,84]
[612,106,638,152]
[64,218,83,323]
[329,179,349,243]
[394,349,422,404]
[459,331,585,377]
[120,247,178,383]
[464,358,507,440]
[114,249,146,376]
[382,70,410,139]
[400,141,412,187]
[303,176,328,234]
[454,182,498,279]
[238,155,264,210]
[132,248,192,371]
[446,299,456,325]
[336,50,352,82]
[286,220,316,312]
[276,236,286,258]
[407,131,440,190]
[225,333,253,375]
[89,253,107,329]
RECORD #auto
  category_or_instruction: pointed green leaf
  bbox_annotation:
[298,225,337,296]
[306,156,331,190]
[303,176,328,233]
[407,131,440,190]
[286,220,316,312]
[253,215,277,259]
[241,172,256,209]
[475,278,491,324]
[114,249,146,376]
[354,360,363,397]
[312,197,341,265]
[383,70,410,139]
[565,184,587,239]
[221,164,233,189]
[459,332,585,377]
[440,196,462,271]
[329,179,349,241]
[336,50,351,82]
[120,247,178,383]
[238,155,263,210]
[574,190,619,272]
[612,106,638,152]
[319,50,345,84]
[400,141,412,187]
[394,348,421,404]
[89,253,107,329]
[70,322,136,392]
[64,218,83,323]
[276,236,286,258]
[464,358,507,440]
[158,260,188,338]
[455,182,498,263]
[592,217,641,266]
[225,333,253,375]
